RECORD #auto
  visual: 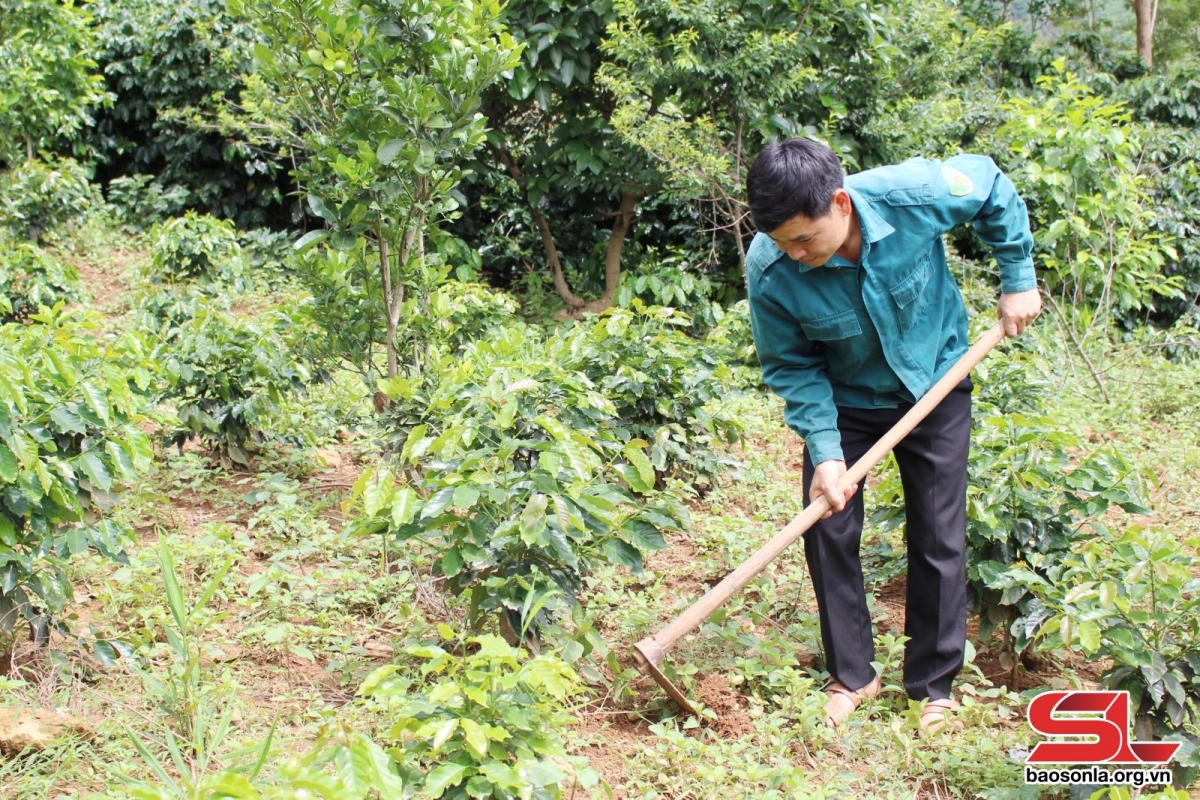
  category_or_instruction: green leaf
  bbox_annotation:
[1078,620,1100,653]
[80,383,110,423]
[452,484,480,511]
[50,406,89,435]
[391,486,419,527]
[430,718,458,751]
[441,547,464,577]
[293,230,328,250]
[78,451,113,491]
[0,443,16,483]
[460,718,488,758]
[421,486,456,520]
[601,538,644,571]
[378,138,405,165]
[425,763,470,798]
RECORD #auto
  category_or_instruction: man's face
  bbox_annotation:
[766,189,853,266]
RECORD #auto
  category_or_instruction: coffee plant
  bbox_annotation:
[0,307,155,643]
[355,325,688,636]
[563,303,742,487]
[0,157,100,243]
[361,634,599,799]
[1036,526,1200,739]
[147,212,248,291]
[0,238,86,323]
[159,307,311,469]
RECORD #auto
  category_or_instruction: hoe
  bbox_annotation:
[632,321,1007,716]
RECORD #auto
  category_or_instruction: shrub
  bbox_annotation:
[90,0,288,228]
[160,307,311,468]
[147,212,247,291]
[104,174,189,233]
[0,0,110,164]
[357,325,687,635]
[0,239,86,323]
[0,157,100,242]
[870,347,1149,668]
[0,307,155,642]
[615,247,720,334]
[410,280,521,352]
[993,63,1185,319]
[1037,527,1200,740]
[563,303,742,487]
[703,298,760,390]
[361,635,599,799]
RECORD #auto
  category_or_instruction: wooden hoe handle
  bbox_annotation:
[632,322,1007,677]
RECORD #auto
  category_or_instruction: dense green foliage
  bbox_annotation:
[0,156,100,242]
[147,212,247,291]
[0,239,86,323]
[0,0,109,165]
[90,0,288,227]
[354,321,691,635]
[0,309,154,641]
[158,307,311,468]
[4,1,1200,797]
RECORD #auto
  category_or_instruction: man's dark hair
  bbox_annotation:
[746,138,844,234]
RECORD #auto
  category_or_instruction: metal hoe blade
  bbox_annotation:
[632,638,699,717]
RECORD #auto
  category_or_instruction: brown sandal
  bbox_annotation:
[918,698,961,735]
[823,675,882,727]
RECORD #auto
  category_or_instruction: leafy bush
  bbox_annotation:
[993,63,1184,318]
[703,299,760,390]
[356,325,687,636]
[1142,126,1200,325]
[615,247,719,334]
[1119,60,1200,128]
[0,239,86,323]
[361,635,599,799]
[409,280,520,352]
[90,0,288,228]
[565,304,742,487]
[870,348,1149,668]
[0,307,155,642]
[0,0,110,164]
[160,307,311,468]
[147,212,247,291]
[104,174,189,233]
[1036,527,1200,739]
[0,156,100,242]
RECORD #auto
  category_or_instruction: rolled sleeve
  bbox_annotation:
[747,275,843,465]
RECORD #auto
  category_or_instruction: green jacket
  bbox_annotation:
[746,154,1035,466]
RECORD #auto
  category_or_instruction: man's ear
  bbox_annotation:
[832,188,852,216]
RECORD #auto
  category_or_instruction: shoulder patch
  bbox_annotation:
[942,165,974,197]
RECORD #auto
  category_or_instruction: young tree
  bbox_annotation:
[232,0,521,378]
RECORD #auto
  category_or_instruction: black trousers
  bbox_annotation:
[801,379,972,701]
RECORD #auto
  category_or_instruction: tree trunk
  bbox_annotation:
[1131,0,1156,66]
[495,146,586,309]
[380,222,418,381]
[579,190,639,314]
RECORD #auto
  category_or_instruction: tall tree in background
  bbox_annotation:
[1131,0,1158,66]
[597,0,899,273]
[480,1,659,317]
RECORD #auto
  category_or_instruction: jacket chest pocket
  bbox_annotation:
[800,308,862,342]
[889,256,933,333]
